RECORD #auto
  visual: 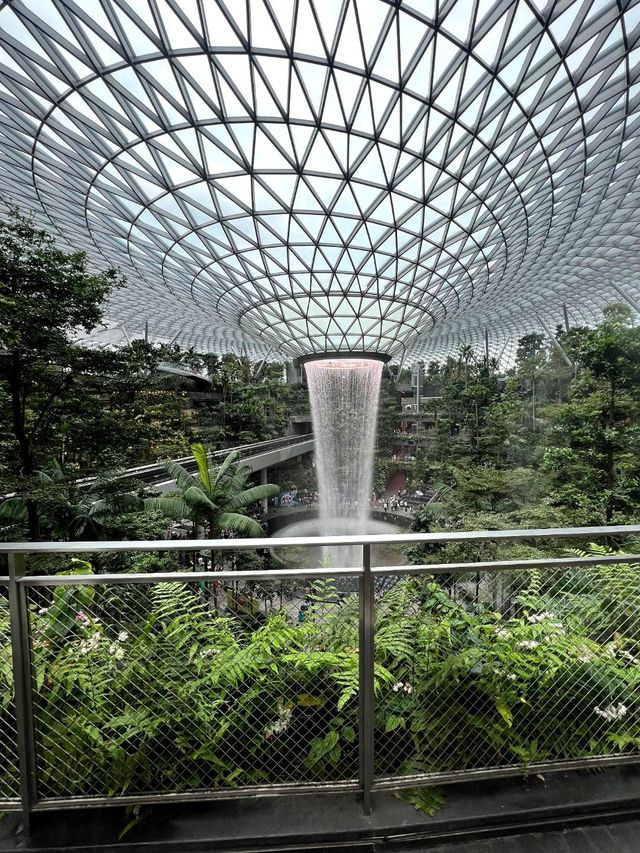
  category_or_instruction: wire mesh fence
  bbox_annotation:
[26,573,359,801]
[373,563,640,782]
[0,579,20,807]
[3,528,640,816]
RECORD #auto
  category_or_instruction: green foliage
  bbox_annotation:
[4,554,639,804]
[144,445,280,537]
[394,786,446,815]
[1,498,640,819]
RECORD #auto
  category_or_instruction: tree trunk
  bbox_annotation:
[7,354,41,540]
[605,377,616,522]
[531,378,536,433]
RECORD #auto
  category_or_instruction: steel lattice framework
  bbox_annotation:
[1,0,640,361]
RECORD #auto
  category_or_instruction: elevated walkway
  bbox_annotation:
[0,436,315,502]
[139,434,314,493]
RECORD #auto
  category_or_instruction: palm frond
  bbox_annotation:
[214,512,264,537]
[163,459,198,493]
[223,465,253,494]
[226,484,280,511]
[89,494,142,517]
[183,485,216,513]
[109,493,144,513]
[0,496,27,523]
[87,499,110,518]
[212,451,241,487]
[191,443,212,495]
[143,496,191,520]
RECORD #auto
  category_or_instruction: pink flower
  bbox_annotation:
[75,611,88,623]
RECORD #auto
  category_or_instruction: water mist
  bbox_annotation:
[304,358,384,566]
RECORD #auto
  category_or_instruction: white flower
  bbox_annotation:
[594,702,629,722]
[518,640,540,650]
[200,648,217,659]
[527,611,555,624]
[264,700,294,739]
[576,644,597,663]
[108,642,126,661]
[79,632,101,655]
[117,631,129,643]
[496,629,512,639]
[392,682,404,693]
[403,683,413,694]
[508,673,517,682]
[38,607,49,615]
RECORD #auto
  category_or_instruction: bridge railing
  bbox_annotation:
[102,433,315,485]
[2,524,640,830]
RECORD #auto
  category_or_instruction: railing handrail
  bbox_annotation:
[20,566,363,585]
[15,553,640,587]
[2,523,640,554]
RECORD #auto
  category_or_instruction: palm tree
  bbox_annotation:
[144,444,280,538]
[0,462,142,540]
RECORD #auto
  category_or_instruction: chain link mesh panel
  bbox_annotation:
[374,563,640,780]
[27,573,358,800]
[0,580,20,806]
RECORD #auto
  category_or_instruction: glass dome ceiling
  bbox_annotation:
[1,0,640,361]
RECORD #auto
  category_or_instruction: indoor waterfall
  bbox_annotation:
[304,357,384,566]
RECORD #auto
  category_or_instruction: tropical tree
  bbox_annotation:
[144,444,280,537]
[544,305,640,523]
[0,212,122,538]
[0,462,143,540]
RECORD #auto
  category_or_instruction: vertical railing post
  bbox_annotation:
[358,543,375,815]
[8,552,36,834]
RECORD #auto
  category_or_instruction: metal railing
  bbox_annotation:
[119,432,315,486]
[2,524,640,831]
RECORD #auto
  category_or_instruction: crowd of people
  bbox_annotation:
[266,482,431,518]
[270,487,318,509]
[372,488,427,515]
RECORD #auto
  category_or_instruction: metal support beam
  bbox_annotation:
[254,345,274,379]
[496,338,509,368]
[611,283,640,316]
[414,361,422,414]
[358,544,375,815]
[260,467,269,514]
[394,349,406,390]
[8,553,36,834]
[538,317,573,368]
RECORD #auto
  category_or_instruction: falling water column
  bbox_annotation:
[304,357,384,564]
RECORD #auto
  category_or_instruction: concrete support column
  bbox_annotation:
[260,467,269,515]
